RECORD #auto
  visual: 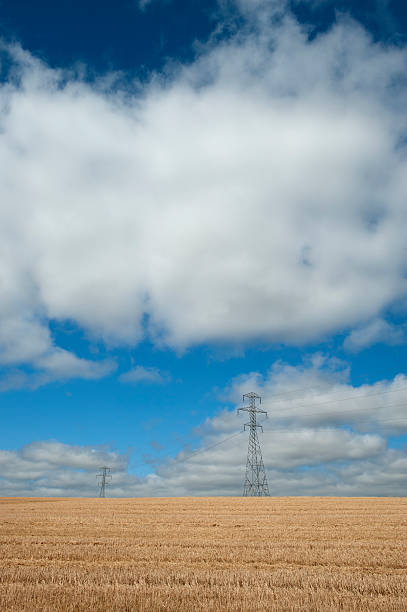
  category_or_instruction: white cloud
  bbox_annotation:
[18,440,125,470]
[0,441,128,495]
[344,318,405,352]
[2,360,407,496]
[0,431,403,497]
[119,365,167,384]
[0,348,116,391]
[0,9,407,381]
[225,355,407,434]
[34,349,115,380]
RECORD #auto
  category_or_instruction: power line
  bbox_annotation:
[162,396,407,471]
[166,413,407,468]
[270,384,407,412]
[267,381,407,403]
[265,414,407,435]
[166,430,244,466]
[173,414,407,465]
[268,400,407,425]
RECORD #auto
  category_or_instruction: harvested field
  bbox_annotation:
[0,497,406,611]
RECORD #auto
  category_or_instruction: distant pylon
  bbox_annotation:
[238,392,270,496]
[97,466,111,498]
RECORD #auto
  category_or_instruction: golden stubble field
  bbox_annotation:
[0,497,406,611]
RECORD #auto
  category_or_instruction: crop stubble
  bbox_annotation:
[0,496,406,611]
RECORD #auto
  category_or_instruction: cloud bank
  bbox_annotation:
[1,6,407,386]
[2,359,406,496]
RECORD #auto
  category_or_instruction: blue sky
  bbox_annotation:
[1,0,407,496]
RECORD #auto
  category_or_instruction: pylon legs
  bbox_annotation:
[243,430,269,496]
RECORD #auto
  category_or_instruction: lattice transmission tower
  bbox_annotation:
[97,466,111,498]
[238,392,270,496]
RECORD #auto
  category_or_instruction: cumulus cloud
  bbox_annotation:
[0,430,403,497]
[343,318,405,352]
[2,359,407,496]
[149,358,407,496]
[0,348,116,391]
[224,355,407,434]
[119,365,168,384]
[1,6,407,384]
[18,440,125,470]
[0,441,128,495]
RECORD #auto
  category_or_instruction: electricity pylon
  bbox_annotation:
[238,392,270,496]
[97,466,111,498]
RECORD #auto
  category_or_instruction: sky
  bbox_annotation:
[1,0,407,496]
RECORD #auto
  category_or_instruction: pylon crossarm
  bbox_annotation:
[244,422,263,431]
[238,407,267,415]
